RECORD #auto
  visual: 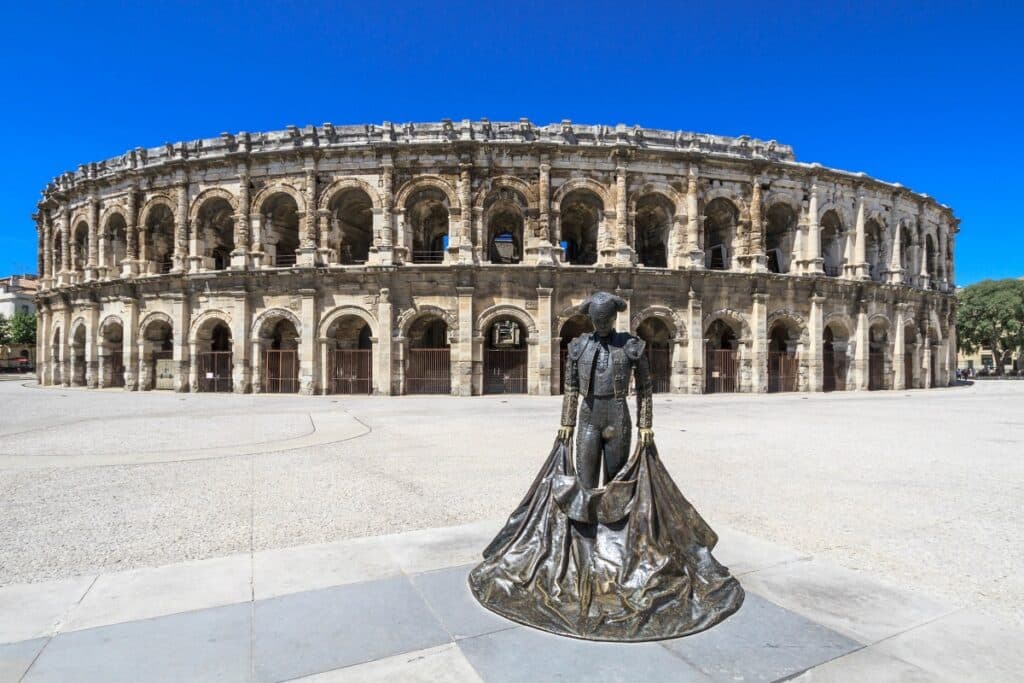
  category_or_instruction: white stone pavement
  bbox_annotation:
[0,519,1020,682]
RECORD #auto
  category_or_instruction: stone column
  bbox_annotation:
[124,188,139,277]
[231,165,251,269]
[97,342,110,389]
[686,290,704,393]
[230,292,250,393]
[172,292,191,391]
[60,306,71,386]
[808,294,825,392]
[893,304,907,390]
[750,292,768,393]
[86,194,100,280]
[454,287,474,396]
[370,157,395,265]
[850,190,868,280]
[747,178,765,272]
[922,340,933,389]
[42,213,53,287]
[454,165,475,264]
[299,288,318,394]
[37,305,50,385]
[85,304,99,388]
[137,340,151,391]
[172,181,189,274]
[530,157,556,265]
[376,288,393,395]
[251,337,264,394]
[188,340,199,391]
[61,208,72,285]
[536,287,553,395]
[686,166,703,268]
[123,298,138,390]
[615,288,632,338]
[319,337,331,395]
[888,225,904,284]
[297,166,319,266]
[612,165,635,265]
[853,303,869,390]
[918,243,930,290]
[805,181,823,274]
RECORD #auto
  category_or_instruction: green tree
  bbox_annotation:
[0,314,9,346]
[957,279,1024,375]
[8,311,36,345]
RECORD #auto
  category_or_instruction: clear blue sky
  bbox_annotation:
[2,1,1020,284]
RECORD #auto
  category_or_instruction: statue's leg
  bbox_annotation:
[602,397,632,482]
[576,398,603,489]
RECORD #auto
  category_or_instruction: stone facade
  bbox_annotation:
[33,120,957,395]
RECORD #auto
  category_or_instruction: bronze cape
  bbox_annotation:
[468,438,744,641]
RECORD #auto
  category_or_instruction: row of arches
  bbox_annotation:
[44,179,952,285]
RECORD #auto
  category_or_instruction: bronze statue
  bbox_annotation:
[469,291,744,641]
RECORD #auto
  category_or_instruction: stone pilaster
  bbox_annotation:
[60,207,71,285]
[804,181,823,274]
[686,166,703,268]
[172,180,189,274]
[297,165,319,267]
[853,302,869,390]
[84,303,99,388]
[536,287,553,395]
[849,190,868,280]
[371,158,395,265]
[231,164,251,269]
[746,178,766,272]
[893,304,907,390]
[454,286,474,395]
[230,292,250,393]
[376,288,393,395]
[808,294,825,392]
[750,292,768,393]
[686,290,704,393]
[86,194,100,280]
[172,292,191,391]
[611,164,635,265]
[299,288,318,394]
[122,297,138,390]
[123,188,139,277]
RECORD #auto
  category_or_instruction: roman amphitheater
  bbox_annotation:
[32,120,957,396]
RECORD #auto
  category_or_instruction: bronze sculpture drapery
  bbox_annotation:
[469,292,744,641]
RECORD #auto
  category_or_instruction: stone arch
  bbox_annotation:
[632,192,676,268]
[472,175,538,211]
[138,195,175,228]
[397,305,458,344]
[701,186,747,214]
[318,305,379,340]
[761,190,802,217]
[817,197,854,228]
[318,177,383,212]
[763,200,800,274]
[869,312,893,331]
[823,312,855,339]
[70,315,88,338]
[99,314,124,340]
[628,183,683,214]
[630,305,686,341]
[139,310,174,338]
[394,175,460,211]
[252,183,306,216]
[551,177,613,209]
[768,309,808,343]
[480,184,529,264]
[702,195,742,270]
[252,307,303,340]
[702,308,751,341]
[190,309,232,341]
[99,203,128,229]
[475,304,537,339]
[188,188,238,223]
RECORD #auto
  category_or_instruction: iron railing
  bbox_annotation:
[263,350,299,393]
[197,351,233,392]
[868,351,885,390]
[823,349,848,392]
[483,349,527,394]
[768,352,799,393]
[330,349,372,394]
[411,250,444,264]
[406,348,450,394]
[705,349,738,393]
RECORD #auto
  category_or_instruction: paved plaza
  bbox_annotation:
[0,379,1022,680]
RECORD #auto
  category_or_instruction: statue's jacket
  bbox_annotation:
[561,331,654,429]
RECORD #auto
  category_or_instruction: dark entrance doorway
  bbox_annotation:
[705,320,738,394]
[197,322,233,393]
[636,317,672,393]
[484,319,527,394]
[406,317,450,394]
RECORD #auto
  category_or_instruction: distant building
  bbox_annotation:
[0,274,37,318]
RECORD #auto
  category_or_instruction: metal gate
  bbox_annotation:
[647,345,671,393]
[868,351,885,391]
[109,349,125,388]
[406,349,450,394]
[904,351,914,389]
[263,350,299,393]
[768,352,799,393]
[330,349,372,394]
[484,349,527,394]
[823,347,847,392]
[705,349,738,393]
[197,351,233,393]
[154,351,175,390]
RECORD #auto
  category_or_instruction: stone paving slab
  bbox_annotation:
[2,519,1022,682]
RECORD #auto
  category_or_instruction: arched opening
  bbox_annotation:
[407,189,449,264]
[261,318,300,393]
[327,315,373,394]
[634,195,672,268]
[868,321,890,390]
[560,190,601,266]
[72,221,88,274]
[928,328,942,387]
[823,323,849,392]
[704,198,738,270]
[899,224,914,281]
[53,232,63,274]
[406,315,451,394]
[71,325,87,386]
[142,320,174,390]
[486,203,524,264]
[904,324,918,389]
[195,319,233,392]
[558,313,594,393]
[195,199,235,271]
[820,210,844,277]
[143,204,175,274]
[765,204,797,274]
[925,234,938,287]
[483,318,528,394]
[104,214,128,276]
[101,321,125,388]
[767,321,800,393]
[328,189,373,265]
[51,327,62,385]
[865,219,884,282]
[636,317,672,393]
[705,319,740,393]
[262,194,300,268]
